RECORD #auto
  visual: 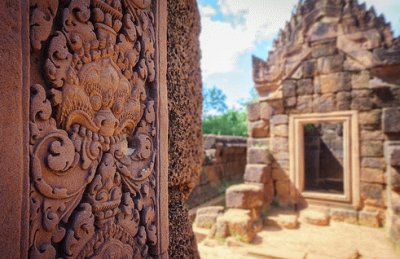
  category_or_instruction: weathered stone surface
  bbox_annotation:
[361,183,385,207]
[359,110,381,125]
[303,59,316,78]
[210,217,230,239]
[330,208,358,224]
[336,91,351,110]
[248,120,269,138]
[282,80,297,97]
[389,214,400,243]
[195,206,224,229]
[361,167,385,184]
[351,90,373,111]
[360,130,385,141]
[337,30,382,52]
[297,79,314,95]
[247,147,271,165]
[28,0,169,257]
[264,181,274,203]
[260,101,274,120]
[247,102,260,122]
[273,151,290,160]
[244,164,272,184]
[344,56,365,71]
[383,108,400,133]
[361,157,386,169]
[312,40,337,58]
[275,180,291,197]
[272,124,289,137]
[272,167,290,181]
[168,0,203,257]
[284,96,297,108]
[247,0,400,242]
[313,94,335,113]
[226,184,264,209]
[247,138,269,148]
[218,209,257,243]
[320,72,351,94]
[271,115,289,125]
[278,214,299,229]
[359,210,380,228]
[303,210,330,226]
[297,95,313,113]
[275,159,290,170]
[351,71,370,89]
[361,141,383,157]
[317,54,344,74]
[271,137,289,153]
[390,148,400,167]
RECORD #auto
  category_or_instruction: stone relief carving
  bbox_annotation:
[29,0,159,258]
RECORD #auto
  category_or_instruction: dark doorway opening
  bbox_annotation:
[303,123,344,194]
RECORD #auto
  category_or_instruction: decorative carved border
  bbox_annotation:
[28,0,168,257]
[289,111,360,208]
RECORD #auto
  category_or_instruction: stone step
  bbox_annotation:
[301,209,330,226]
[194,205,224,229]
[226,183,264,210]
[267,213,299,229]
[210,208,258,243]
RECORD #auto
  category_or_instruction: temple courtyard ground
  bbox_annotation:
[197,209,400,259]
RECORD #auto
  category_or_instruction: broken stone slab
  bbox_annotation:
[243,164,272,184]
[248,120,269,138]
[226,183,264,210]
[330,208,358,224]
[269,212,299,229]
[271,114,289,125]
[209,216,230,240]
[302,209,330,226]
[218,208,258,243]
[194,206,224,229]
[383,108,400,133]
[192,225,209,243]
[358,210,380,228]
[247,102,260,122]
[247,147,272,165]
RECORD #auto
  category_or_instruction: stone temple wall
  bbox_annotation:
[167,0,203,258]
[247,0,400,235]
[187,135,247,208]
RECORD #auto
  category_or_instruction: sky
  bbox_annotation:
[198,0,400,109]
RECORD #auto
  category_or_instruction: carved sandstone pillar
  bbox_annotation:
[167,0,203,258]
[26,0,167,258]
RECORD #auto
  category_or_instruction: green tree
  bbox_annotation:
[203,86,228,118]
[202,109,247,136]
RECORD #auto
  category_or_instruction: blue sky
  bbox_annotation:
[198,0,400,109]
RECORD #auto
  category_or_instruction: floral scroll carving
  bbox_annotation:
[29,0,159,258]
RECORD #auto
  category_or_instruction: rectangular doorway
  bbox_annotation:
[289,111,360,207]
[303,122,344,194]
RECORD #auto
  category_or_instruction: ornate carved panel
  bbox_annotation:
[29,0,167,258]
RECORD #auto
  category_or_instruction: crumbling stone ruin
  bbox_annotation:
[187,135,247,209]
[194,0,400,245]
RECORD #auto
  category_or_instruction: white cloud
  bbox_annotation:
[199,5,217,17]
[199,0,296,79]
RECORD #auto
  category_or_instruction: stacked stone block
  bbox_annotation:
[187,135,247,208]
[248,0,400,234]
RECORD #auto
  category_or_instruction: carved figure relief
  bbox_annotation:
[29,0,159,258]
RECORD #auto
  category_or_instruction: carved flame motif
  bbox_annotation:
[29,0,158,258]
